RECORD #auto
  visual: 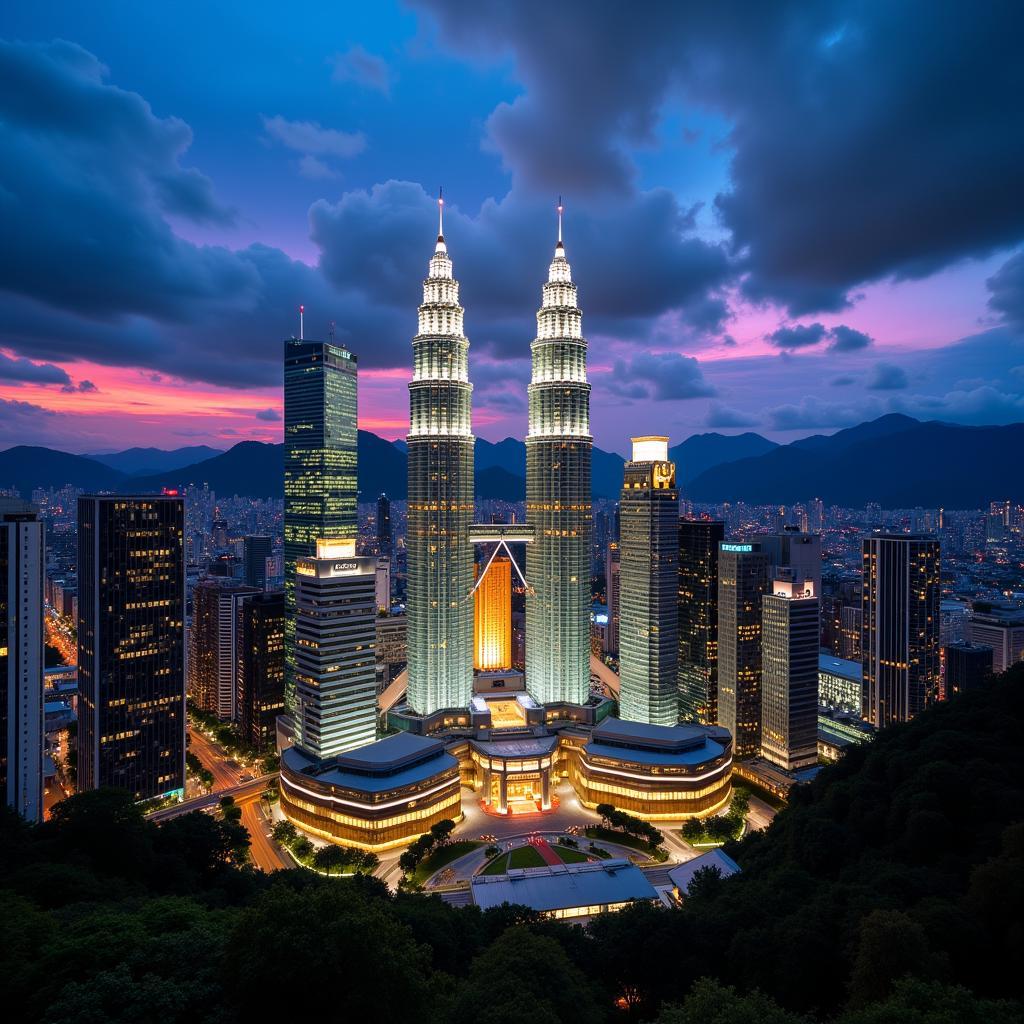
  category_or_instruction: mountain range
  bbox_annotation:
[0,414,1018,506]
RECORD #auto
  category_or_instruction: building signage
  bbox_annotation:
[721,543,753,552]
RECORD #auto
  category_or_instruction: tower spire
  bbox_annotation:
[557,195,563,248]
[436,187,446,253]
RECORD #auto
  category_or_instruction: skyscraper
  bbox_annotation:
[761,528,822,598]
[0,500,43,822]
[604,542,620,655]
[526,204,592,706]
[189,577,257,720]
[761,577,820,771]
[284,337,358,717]
[405,196,475,716]
[77,495,185,801]
[376,493,392,558]
[618,437,679,726]
[861,533,941,727]
[243,535,272,590]
[474,555,513,672]
[943,642,993,697]
[294,540,377,759]
[678,519,724,724]
[235,591,285,748]
[717,541,768,758]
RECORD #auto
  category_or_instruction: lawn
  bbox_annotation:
[585,826,661,856]
[411,840,481,884]
[552,844,589,864]
[479,844,548,876]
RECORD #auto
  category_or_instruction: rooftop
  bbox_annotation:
[818,653,863,681]
[470,859,657,913]
[586,718,728,767]
[668,849,741,894]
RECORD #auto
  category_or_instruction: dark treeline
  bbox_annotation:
[2,667,1023,1023]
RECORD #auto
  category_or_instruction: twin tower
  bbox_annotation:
[406,199,592,716]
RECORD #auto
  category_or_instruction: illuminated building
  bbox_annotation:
[405,196,475,716]
[294,540,377,759]
[569,718,733,820]
[284,337,358,718]
[375,614,407,687]
[818,653,863,713]
[678,519,724,724]
[604,542,620,655]
[761,577,819,771]
[376,493,392,558]
[761,528,822,598]
[188,577,257,720]
[0,499,43,822]
[280,731,461,851]
[861,533,940,727]
[943,642,993,696]
[474,555,512,671]
[966,607,1024,673]
[77,495,185,801]
[235,591,285,748]
[717,541,768,758]
[526,204,592,705]
[618,437,679,726]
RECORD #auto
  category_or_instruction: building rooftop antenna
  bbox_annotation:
[299,304,304,341]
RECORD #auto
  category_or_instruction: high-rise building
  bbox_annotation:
[604,542,620,655]
[376,494,392,558]
[211,515,229,551]
[0,500,43,822]
[761,528,822,598]
[294,540,377,759]
[967,607,1024,674]
[840,605,863,660]
[243,535,272,590]
[77,495,185,801]
[526,206,592,706]
[375,613,408,688]
[375,556,391,613]
[189,577,257,720]
[761,577,820,771]
[618,438,679,726]
[717,541,768,758]
[284,337,358,717]
[235,591,285,749]
[474,555,513,672]
[861,533,941,727]
[405,200,475,716]
[944,642,993,697]
[678,519,724,724]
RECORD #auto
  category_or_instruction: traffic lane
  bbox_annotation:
[188,727,244,790]
[241,800,289,872]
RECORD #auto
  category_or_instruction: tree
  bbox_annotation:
[731,788,751,818]
[682,819,705,844]
[291,837,313,862]
[657,978,809,1024]
[596,803,615,827]
[271,820,297,846]
[684,865,724,902]
[429,819,456,845]
[398,850,419,875]
[313,844,350,876]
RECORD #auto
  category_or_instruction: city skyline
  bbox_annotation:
[1,4,1024,455]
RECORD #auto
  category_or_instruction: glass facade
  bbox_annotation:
[235,591,286,748]
[678,520,724,724]
[526,236,592,706]
[284,340,358,716]
[77,496,185,801]
[618,440,679,726]
[406,232,475,716]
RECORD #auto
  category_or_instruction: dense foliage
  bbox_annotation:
[3,668,1022,1023]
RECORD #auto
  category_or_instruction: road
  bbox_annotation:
[44,607,77,664]
[188,727,246,791]
[241,798,290,871]
[747,794,778,832]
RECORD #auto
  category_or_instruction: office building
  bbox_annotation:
[0,500,43,822]
[284,337,358,716]
[526,207,592,706]
[618,437,679,726]
[678,519,724,724]
[717,541,768,757]
[189,577,257,720]
[376,494,392,558]
[861,534,941,727]
[840,604,862,660]
[77,495,185,801]
[243,535,272,590]
[375,614,407,688]
[474,555,513,672]
[818,653,863,713]
[944,642,993,697]
[235,591,285,748]
[375,556,391,613]
[762,528,822,598]
[294,540,377,759]
[604,542,620,655]
[761,577,819,771]
[405,202,475,716]
[967,607,1024,674]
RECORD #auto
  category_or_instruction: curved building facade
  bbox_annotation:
[406,205,475,716]
[526,212,592,706]
[570,718,733,820]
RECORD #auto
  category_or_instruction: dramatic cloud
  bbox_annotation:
[255,407,281,421]
[417,1,1024,314]
[262,115,366,159]
[605,352,715,402]
[867,362,909,391]
[0,351,71,386]
[330,45,393,94]
[767,322,874,352]
[987,251,1024,330]
[828,326,873,353]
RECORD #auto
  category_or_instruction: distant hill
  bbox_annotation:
[0,446,125,496]
[670,431,779,485]
[89,445,224,475]
[687,416,1024,506]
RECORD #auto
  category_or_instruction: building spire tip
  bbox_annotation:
[556,195,564,249]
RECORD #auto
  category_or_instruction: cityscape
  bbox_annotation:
[1,4,1023,1023]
